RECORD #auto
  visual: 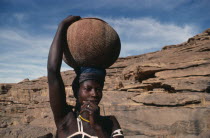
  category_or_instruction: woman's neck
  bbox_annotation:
[80,111,89,120]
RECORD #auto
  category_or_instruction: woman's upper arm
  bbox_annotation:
[48,70,69,125]
[110,116,124,138]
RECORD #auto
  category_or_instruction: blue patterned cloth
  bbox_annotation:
[72,67,106,98]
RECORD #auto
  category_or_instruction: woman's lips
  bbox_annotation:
[87,99,99,104]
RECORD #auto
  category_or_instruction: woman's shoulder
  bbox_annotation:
[101,116,121,129]
[100,115,123,137]
[101,115,119,124]
[101,115,116,122]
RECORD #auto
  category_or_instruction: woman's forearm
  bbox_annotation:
[47,25,66,73]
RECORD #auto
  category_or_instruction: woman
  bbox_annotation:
[47,15,124,138]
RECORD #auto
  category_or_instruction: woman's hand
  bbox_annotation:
[48,15,81,72]
[80,101,101,129]
[57,15,81,34]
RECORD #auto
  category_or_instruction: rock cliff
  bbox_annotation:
[1,29,210,138]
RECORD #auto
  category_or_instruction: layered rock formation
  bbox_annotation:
[1,29,210,138]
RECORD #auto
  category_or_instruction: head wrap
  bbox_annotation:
[72,67,106,98]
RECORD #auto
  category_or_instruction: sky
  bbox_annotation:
[0,0,210,83]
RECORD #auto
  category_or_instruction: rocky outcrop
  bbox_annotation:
[0,83,14,94]
[132,92,204,106]
[1,29,210,137]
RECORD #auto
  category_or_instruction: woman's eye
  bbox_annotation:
[96,88,102,92]
[84,87,91,91]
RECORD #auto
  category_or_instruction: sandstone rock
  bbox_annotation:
[19,78,30,83]
[119,84,153,91]
[114,106,210,137]
[131,93,201,106]
[0,83,14,94]
[1,28,210,137]
[0,125,55,138]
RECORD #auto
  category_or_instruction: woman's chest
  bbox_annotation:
[57,118,97,138]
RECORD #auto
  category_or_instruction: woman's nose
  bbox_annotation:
[90,89,97,96]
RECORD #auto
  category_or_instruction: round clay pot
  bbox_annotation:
[63,17,121,69]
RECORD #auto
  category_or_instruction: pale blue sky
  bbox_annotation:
[0,0,209,83]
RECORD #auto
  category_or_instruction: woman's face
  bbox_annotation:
[78,80,103,105]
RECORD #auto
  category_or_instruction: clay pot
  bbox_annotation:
[63,17,121,69]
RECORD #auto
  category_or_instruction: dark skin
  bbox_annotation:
[47,15,123,138]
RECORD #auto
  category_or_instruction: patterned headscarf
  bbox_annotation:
[72,67,106,98]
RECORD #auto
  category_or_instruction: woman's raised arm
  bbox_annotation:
[47,16,81,126]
